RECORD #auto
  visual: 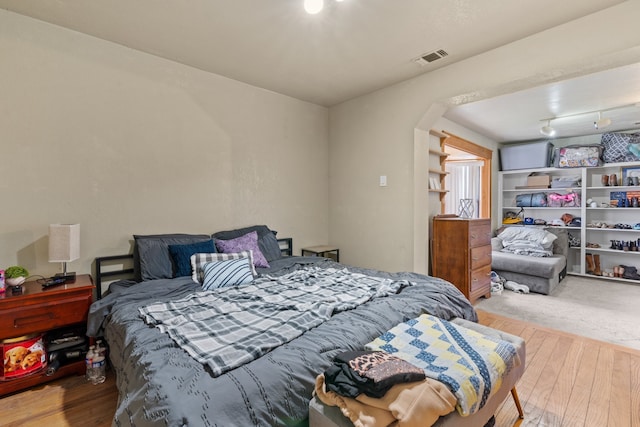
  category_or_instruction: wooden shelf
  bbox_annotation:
[429,129,448,138]
[586,227,640,232]
[503,187,581,192]
[428,168,449,175]
[587,247,640,255]
[502,206,579,210]
[428,149,449,158]
[429,189,449,193]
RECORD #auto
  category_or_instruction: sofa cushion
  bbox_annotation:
[491,237,503,251]
[492,252,565,279]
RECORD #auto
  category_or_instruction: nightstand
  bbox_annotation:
[0,274,94,396]
[301,245,340,262]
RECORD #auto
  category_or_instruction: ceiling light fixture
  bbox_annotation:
[540,102,640,137]
[540,120,556,137]
[594,112,612,130]
[304,0,324,14]
[304,0,345,14]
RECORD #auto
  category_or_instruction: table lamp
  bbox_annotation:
[49,223,80,282]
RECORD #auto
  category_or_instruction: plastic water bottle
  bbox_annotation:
[85,345,96,383]
[91,341,106,384]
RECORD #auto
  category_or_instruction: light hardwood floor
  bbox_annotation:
[1,311,639,426]
[478,310,640,427]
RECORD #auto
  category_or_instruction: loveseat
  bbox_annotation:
[491,227,568,295]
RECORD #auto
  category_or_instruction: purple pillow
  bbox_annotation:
[215,231,270,268]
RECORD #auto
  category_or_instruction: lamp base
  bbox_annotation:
[53,272,76,283]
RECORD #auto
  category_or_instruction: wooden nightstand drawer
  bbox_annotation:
[0,294,91,338]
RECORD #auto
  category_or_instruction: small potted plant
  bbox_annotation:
[5,266,29,287]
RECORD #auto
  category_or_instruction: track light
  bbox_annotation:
[304,0,345,14]
[539,103,639,138]
[594,112,612,129]
[540,120,556,137]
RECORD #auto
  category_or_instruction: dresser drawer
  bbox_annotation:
[468,223,491,247]
[0,294,91,338]
[470,245,492,270]
[470,265,491,293]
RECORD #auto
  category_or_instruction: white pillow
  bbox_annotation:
[190,250,256,283]
[202,258,254,290]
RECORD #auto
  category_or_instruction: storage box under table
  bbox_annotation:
[500,141,553,171]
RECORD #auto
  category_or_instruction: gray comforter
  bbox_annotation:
[87,258,477,427]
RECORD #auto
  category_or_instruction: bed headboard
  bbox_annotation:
[94,237,293,299]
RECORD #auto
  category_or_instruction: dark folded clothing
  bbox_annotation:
[324,350,425,398]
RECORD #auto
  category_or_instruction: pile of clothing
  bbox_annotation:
[315,314,521,427]
[315,350,456,427]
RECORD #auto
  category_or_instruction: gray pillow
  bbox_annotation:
[212,225,282,262]
[133,233,211,281]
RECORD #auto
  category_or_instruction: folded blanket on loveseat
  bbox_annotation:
[365,314,520,416]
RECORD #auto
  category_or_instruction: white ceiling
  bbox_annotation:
[2,0,639,142]
[445,62,640,143]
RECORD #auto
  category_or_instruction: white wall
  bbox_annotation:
[329,2,640,272]
[0,10,330,279]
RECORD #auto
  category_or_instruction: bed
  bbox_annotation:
[87,225,478,427]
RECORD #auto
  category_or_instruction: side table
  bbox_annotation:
[0,274,94,396]
[301,245,340,262]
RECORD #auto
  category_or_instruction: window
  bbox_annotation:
[442,133,492,218]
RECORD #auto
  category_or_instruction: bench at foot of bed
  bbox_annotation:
[309,318,525,427]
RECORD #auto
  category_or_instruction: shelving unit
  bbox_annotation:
[499,161,640,284]
[428,130,450,213]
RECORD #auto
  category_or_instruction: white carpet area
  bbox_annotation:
[475,274,640,351]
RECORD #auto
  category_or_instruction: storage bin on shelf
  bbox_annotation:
[499,141,553,171]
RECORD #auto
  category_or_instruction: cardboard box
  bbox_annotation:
[527,174,551,188]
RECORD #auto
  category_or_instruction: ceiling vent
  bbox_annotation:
[414,49,449,66]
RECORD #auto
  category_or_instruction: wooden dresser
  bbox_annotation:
[432,217,492,304]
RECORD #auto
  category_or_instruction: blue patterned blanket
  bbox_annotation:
[366,314,520,416]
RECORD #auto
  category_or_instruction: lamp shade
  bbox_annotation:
[48,224,80,262]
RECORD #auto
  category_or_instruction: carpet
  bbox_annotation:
[475,274,640,351]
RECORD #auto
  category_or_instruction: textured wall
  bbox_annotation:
[0,10,329,279]
[329,2,640,272]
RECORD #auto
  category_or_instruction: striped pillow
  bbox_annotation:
[190,251,256,283]
[202,258,254,290]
